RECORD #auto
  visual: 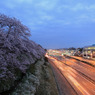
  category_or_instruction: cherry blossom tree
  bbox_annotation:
[0,14,45,93]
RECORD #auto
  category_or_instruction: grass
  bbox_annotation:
[35,62,58,95]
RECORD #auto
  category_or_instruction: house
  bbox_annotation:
[82,45,95,59]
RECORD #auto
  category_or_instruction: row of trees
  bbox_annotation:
[0,14,45,93]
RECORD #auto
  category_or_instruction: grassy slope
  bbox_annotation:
[35,62,59,95]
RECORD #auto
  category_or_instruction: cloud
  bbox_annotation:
[1,0,95,29]
[1,0,95,48]
[71,3,84,11]
[16,0,32,3]
[35,0,58,11]
[57,2,95,12]
[1,0,33,9]
[9,0,33,4]
[71,3,95,12]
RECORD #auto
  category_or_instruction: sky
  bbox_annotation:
[0,0,95,49]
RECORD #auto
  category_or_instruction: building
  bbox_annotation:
[83,45,95,59]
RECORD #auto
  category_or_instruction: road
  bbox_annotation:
[67,56,95,67]
[46,55,95,95]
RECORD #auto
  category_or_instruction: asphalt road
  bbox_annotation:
[46,55,95,95]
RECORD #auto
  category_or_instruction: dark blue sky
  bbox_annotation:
[0,0,95,49]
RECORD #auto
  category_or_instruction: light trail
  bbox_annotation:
[47,56,95,95]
